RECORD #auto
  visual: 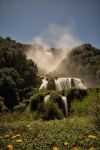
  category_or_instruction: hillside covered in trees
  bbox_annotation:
[0,36,41,110]
[0,36,100,112]
[50,44,100,87]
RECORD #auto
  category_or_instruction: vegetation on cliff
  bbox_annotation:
[50,44,100,87]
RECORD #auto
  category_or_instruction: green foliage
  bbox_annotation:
[71,88,100,129]
[46,77,56,90]
[38,101,63,120]
[0,36,23,49]
[0,37,40,110]
[66,88,87,101]
[0,96,7,112]
[22,99,30,106]
[6,36,12,42]
[0,75,19,110]
[30,92,44,111]
[50,44,100,87]
[0,101,7,113]
[50,91,62,107]
[0,116,100,149]
[13,103,26,112]
[0,87,100,149]
[65,88,87,112]
[0,68,21,89]
[26,88,39,99]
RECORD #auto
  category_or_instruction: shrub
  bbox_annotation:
[0,101,7,113]
[13,103,26,112]
[30,92,44,111]
[26,88,39,99]
[65,88,87,111]
[46,78,56,90]
[50,91,62,107]
[22,99,30,106]
[50,91,68,116]
[0,75,19,110]
[37,101,63,120]
[70,88,100,120]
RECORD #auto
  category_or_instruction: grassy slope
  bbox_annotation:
[0,115,100,150]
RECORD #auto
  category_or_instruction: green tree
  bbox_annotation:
[96,70,100,84]
[50,44,100,87]
[0,75,19,110]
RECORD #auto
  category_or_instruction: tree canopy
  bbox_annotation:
[50,44,100,87]
[0,36,41,110]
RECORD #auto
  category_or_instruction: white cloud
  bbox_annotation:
[32,23,82,50]
[33,36,50,50]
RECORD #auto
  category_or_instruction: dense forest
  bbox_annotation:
[50,44,100,87]
[0,36,41,111]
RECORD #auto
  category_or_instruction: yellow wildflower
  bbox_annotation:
[12,135,16,139]
[27,124,31,128]
[64,141,69,145]
[86,138,90,141]
[47,122,50,124]
[88,135,97,139]
[7,144,13,150]
[5,134,9,138]
[52,146,59,150]
[72,147,79,150]
[12,134,20,138]
[16,139,23,142]
[16,134,20,137]
[89,147,95,150]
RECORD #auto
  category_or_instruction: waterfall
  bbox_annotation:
[39,77,87,90]
[61,96,68,117]
[40,52,54,72]
[44,94,68,117]
[44,52,53,61]
[54,78,71,90]
[54,77,87,90]
[73,78,87,89]
[44,95,50,103]
[39,78,48,90]
[39,77,87,117]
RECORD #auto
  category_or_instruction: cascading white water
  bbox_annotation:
[39,78,48,90]
[61,96,68,117]
[44,95,50,103]
[73,78,87,89]
[54,78,71,90]
[54,77,87,90]
[42,52,55,72]
[37,52,53,72]
[39,77,87,117]
[39,77,87,90]
[44,52,53,62]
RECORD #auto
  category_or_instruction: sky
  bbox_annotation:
[0,0,100,50]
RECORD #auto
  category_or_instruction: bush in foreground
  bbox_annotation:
[37,101,64,120]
